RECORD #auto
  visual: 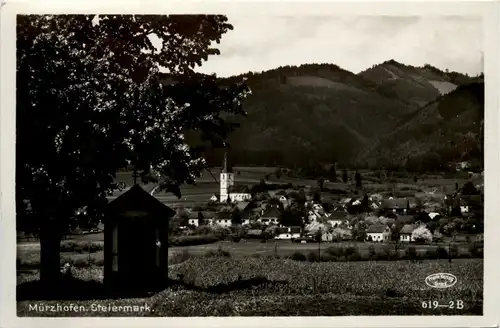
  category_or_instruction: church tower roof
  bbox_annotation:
[222,152,233,173]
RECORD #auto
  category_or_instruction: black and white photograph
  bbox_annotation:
[1,1,499,326]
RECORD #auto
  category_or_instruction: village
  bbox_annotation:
[168,153,484,248]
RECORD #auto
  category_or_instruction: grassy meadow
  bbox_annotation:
[17,256,483,316]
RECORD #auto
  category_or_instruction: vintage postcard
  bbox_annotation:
[1,0,499,327]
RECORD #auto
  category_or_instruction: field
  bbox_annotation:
[110,166,470,208]
[168,240,473,259]
[17,257,483,316]
[17,238,476,270]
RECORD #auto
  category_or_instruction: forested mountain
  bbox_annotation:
[180,61,483,170]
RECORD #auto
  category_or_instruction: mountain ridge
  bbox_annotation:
[178,60,482,169]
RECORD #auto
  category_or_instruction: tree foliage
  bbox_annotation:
[461,181,479,195]
[411,225,433,243]
[17,14,250,281]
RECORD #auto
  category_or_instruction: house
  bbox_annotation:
[327,211,348,227]
[198,211,215,225]
[443,194,459,215]
[459,195,483,215]
[104,184,175,289]
[276,190,288,197]
[258,206,281,225]
[366,224,392,242]
[428,212,441,220]
[351,199,362,206]
[321,231,334,242]
[187,212,199,227]
[456,161,470,171]
[307,203,326,222]
[209,194,218,202]
[187,211,214,227]
[213,211,232,227]
[328,218,351,229]
[399,224,417,242]
[308,210,322,222]
[278,195,292,208]
[275,226,301,240]
[228,185,252,202]
[382,198,409,214]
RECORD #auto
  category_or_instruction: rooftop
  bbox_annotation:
[400,224,417,234]
[235,201,251,212]
[329,211,347,219]
[396,215,415,224]
[366,224,389,233]
[221,152,233,173]
[106,184,175,219]
[262,206,281,218]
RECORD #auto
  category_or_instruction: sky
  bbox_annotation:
[179,15,483,77]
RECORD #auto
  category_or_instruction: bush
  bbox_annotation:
[320,253,338,262]
[424,249,439,260]
[60,240,104,253]
[449,244,460,258]
[72,258,89,267]
[468,242,483,258]
[231,235,242,243]
[346,253,362,261]
[289,251,307,261]
[193,225,214,235]
[344,246,358,257]
[382,248,400,261]
[169,234,219,246]
[368,245,376,257]
[436,246,448,259]
[306,250,320,262]
[404,246,419,261]
[325,246,344,257]
[212,226,232,239]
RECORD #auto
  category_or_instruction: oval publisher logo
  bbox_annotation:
[425,273,458,289]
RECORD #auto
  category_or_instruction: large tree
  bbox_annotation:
[17,15,250,283]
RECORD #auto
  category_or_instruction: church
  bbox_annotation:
[211,152,251,203]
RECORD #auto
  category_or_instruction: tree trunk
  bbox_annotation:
[39,226,62,284]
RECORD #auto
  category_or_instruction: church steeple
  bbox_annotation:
[222,152,233,173]
[220,152,234,203]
